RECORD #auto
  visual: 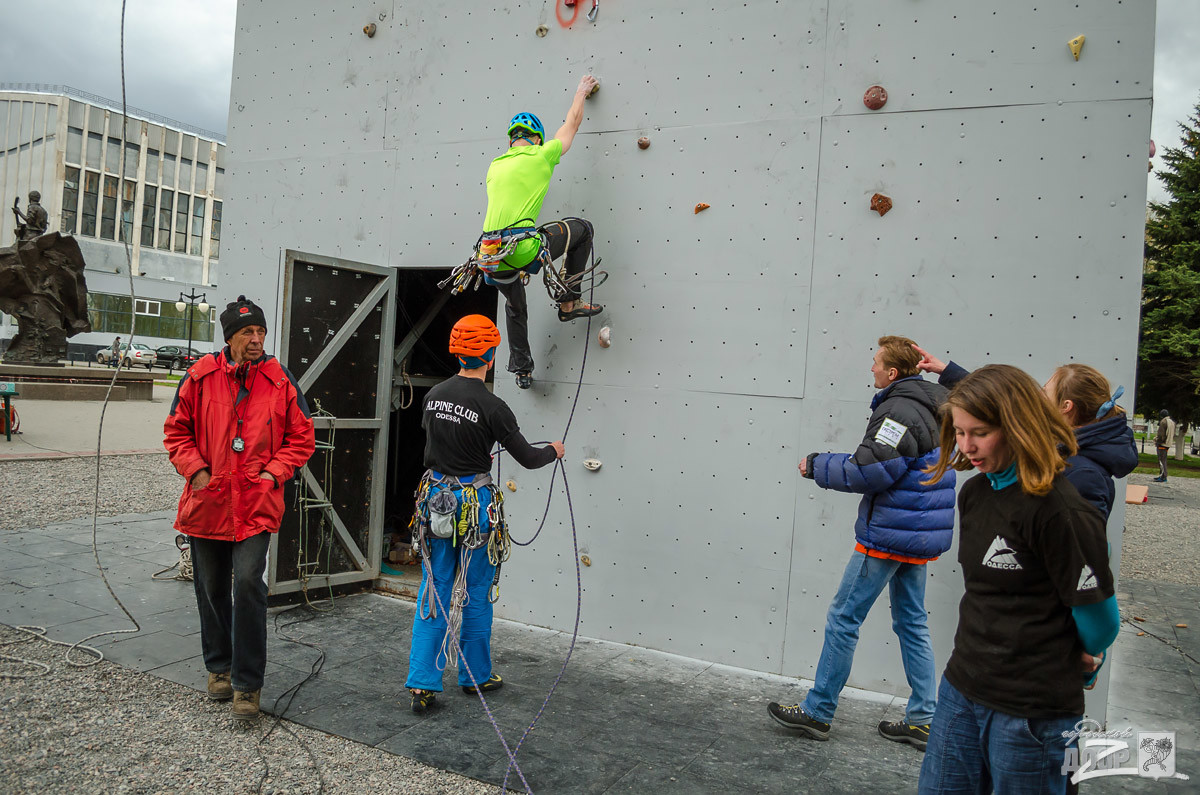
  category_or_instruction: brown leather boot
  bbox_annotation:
[207,672,233,701]
[231,689,261,721]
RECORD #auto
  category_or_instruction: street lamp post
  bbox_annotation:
[175,290,209,372]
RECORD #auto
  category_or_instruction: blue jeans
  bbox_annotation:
[406,485,498,692]
[189,531,270,692]
[919,677,1079,794]
[802,550,937,725]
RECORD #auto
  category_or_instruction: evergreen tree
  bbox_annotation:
[1139,98,1200,439]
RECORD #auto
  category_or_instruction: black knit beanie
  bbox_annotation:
[220,295,268,342]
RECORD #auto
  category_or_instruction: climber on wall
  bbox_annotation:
[479,74,605,390]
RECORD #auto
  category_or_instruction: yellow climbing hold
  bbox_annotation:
[1068,35,1085,61]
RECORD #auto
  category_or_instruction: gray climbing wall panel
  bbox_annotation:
[223,0,1154,712]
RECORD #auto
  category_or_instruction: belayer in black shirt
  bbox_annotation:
[405,315,563,714]
[917,365,1119,795]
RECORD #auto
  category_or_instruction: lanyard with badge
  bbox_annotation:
[231,362,256,453]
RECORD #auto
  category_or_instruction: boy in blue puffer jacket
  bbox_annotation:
[768,336,956,749]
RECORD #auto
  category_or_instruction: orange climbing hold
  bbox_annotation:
[637,136,651,149]
[863,86,888,110]
[1068,35,1085,61]
[694,203,710,214]
[870,193,893,216]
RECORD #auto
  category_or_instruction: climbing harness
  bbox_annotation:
[409,469,513,668]
[438,217,609,306]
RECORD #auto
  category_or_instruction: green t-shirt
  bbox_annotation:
[482,138,563,270]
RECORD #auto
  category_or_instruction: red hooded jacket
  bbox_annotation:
[164,351,315,541]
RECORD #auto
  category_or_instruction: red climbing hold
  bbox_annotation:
[637,136,651,149]
[870,193,893,216]
[863,86,888,110]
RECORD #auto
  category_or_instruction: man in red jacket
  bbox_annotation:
[164,295,315,721]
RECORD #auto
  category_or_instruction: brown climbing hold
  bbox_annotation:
[637,136,651,150]
[694,203,710,214]
[581,555,592,567]
[535,25,549,37]
[870,193,893,216]
[363,22,377,37]
[587,81,600,98]
[863,85,888,110]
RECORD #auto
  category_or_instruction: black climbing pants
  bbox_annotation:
[494,219,594,374]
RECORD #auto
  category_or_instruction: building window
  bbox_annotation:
[124,141,140,178]
[179,158,193,191]
[82,171,99,237]
[119,180,136,243]
[86,131,102,169]
[146,148,160,184]
[140,186,157,247]
[174,194,189,253]
[66,127,83,165]
[162,152,176,186]
[210,200,222,260]
[158,189,173,249]
[105,137,121,174]
[88,292,215,342]
[215,167,225,195]
[195,161,208,192]
[62,167,80,234]
[190,196,206,256]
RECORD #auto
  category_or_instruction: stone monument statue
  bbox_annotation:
[0,232,91,365]
[12,191,49,242]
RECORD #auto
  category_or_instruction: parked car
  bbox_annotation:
[96,342,158,370]
[155,345,204,370]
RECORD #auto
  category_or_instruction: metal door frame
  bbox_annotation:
[268,248,396,595]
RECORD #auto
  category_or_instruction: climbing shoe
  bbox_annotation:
[231,689,260,721]
[878,720,930,751]
[206,672,233,701]
[462,674,504,695]
[557,302,603,322]
[767,702,831,740]
[515,371,533,390]
[411,689,437,714]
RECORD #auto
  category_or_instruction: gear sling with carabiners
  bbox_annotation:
[409,469,511,670]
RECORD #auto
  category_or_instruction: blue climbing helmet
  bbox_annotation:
[507,112,544,142]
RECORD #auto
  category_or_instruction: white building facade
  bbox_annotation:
[0,85,226,355]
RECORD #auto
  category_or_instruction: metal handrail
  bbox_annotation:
[0,83,226,143]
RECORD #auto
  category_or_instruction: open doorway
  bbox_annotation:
[378,268,498,593]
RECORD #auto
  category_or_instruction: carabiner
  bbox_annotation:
[587,0,598,23]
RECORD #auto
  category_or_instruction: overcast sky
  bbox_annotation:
[2,1,1196,203]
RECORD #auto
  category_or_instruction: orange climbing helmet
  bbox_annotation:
[449,314,501,367]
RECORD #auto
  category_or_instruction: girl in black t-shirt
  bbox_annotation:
[917,365,1119,795]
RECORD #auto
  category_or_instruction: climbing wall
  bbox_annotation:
[222,1,1154,711]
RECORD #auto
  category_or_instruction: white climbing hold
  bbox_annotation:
[583,458,602,472]
[598,327,612,348]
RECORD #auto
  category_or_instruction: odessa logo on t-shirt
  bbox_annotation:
[1077,565,1098,591]
[983,535,1023,570]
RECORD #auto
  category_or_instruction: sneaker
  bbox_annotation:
[557,302,603,322]
[462,673,504,695]
[1152,476,1166,483]
[878,719,931,751]
[767,702,831,740]
[206,672,233,701]
[410,689,437,714]
[515,371,533,390]
[231,689,260,721]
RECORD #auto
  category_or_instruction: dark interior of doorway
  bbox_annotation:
[382,268,498,574]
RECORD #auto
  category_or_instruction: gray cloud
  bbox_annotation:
[1,0,236,136]
[1150,0,1200,203]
